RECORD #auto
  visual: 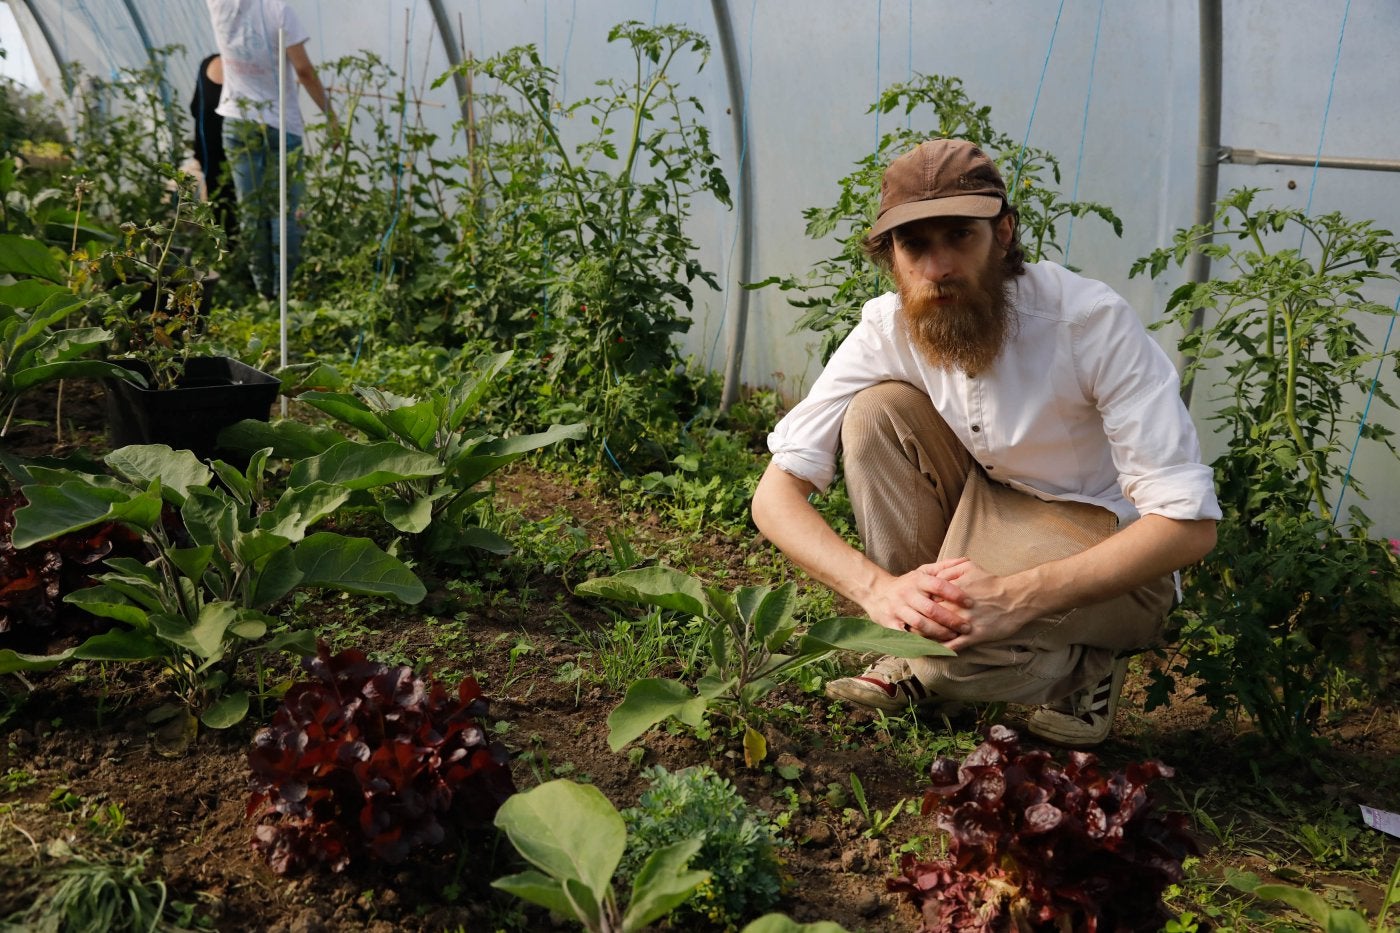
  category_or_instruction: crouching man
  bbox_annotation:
[751,138,1220,747]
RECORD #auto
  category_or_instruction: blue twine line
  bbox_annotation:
[1300,0,1351,237]
[906,0,913,130]
[1333,294,1398,524]
[873,0,882,151]
[558,0,577,107]
[1063,0,1105,264]
[1009,0,1065,197]
[707,0,757,373]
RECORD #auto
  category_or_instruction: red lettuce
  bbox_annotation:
[0,491,145,647]
[889,725,1197,932]
[247,641,516,875]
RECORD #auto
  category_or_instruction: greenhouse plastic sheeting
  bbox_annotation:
[6,1,1400,533]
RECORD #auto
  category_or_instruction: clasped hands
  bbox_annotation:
[865,557,1033,652]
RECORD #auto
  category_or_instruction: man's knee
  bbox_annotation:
[841,381,930,453]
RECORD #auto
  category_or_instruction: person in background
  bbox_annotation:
[204,0,337,298]
[751,138,1220,748]
[189,52,237,240]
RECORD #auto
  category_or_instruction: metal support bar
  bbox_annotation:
[1222,147,1400,173]
[16,0,73,93]
[712,0,754,413]
[426,0,474,133]
[1181,0,1222,409]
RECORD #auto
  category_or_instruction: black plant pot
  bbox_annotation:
[101,356,280,461]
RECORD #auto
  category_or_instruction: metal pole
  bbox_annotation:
[278,26,288,416]
[426,0,473,131]
[1222,147,1400,173]
[712,0,754,413]
[1181,0,1222,408]
[15,0,74,94]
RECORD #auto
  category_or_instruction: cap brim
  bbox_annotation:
[870,194,1004,237]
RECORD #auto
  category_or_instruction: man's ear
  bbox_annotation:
[994,213,1015,250]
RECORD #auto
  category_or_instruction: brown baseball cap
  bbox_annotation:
[870,138,1008,237]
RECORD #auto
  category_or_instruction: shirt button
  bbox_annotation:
[971,425,981,432]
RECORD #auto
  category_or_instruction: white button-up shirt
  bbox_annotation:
[768,261,1222,527]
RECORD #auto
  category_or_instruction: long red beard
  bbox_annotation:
[898,251,1015,376]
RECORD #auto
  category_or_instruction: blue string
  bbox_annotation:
[1009,0,1065,198]
[1334,298,1398,524]
[1063,0,1105,264]
[1300,0,1351,239]
[905,0,913,130]
[559,0,577,109]
[707,0,757,373]
[873,0,882,151]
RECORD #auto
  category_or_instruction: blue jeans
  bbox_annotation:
[222,119,304,298]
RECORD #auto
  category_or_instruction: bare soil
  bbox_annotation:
[1,380,1397,932]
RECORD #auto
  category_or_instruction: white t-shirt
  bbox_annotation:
[768,261,1222,528]
[206,0,312,136]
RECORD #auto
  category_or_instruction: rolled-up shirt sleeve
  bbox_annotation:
[768,300,903,492]
[1076,296,1222,521]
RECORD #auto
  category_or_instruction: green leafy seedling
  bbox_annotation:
[492,779,709,933]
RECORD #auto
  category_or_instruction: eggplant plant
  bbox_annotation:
[0,233,144,433]
[221,350,586,562]
[575,565,952,764]
[0,444,425,730]
[492,778,710,933]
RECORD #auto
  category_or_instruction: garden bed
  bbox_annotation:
[1,381,1397,932]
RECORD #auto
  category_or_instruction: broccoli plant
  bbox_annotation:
[620,765,784,929]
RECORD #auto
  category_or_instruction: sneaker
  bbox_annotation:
[824,656,946,712]
[1026,657,1127,748]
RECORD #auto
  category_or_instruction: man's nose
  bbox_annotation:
[914,246,956,282]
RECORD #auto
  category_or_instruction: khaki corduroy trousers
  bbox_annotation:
[839,381,1174,704]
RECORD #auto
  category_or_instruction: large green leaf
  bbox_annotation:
[181,486,240,549]
[454,422,587,487]
[218,418,345,459]
[249,548,304,609]
[622,837,708,932]
[10,481,158,548]
[151,602,237,659]
[493,779,624,914]
[0,629,168,673]
[292,532,425,604]
[799,616,956,658]
[63,585,149,626]
[288,441,442,490]
[0,278,66,309]
[377,398,439,450]
[1249,886,1371,933]
[447,350,514,430]
[490,870,578,920]
[9,359,143,392]
[297,391,390,439]
[201,690,250,729]
[607,678,708,751]
[740,915,852,933]
[381,492,440,534]
[70,628,169,661]
[259,482,351,542]
[0,647,69,674]
[575,566,709,620]
[0,233,65,282]
[37,325,110,361]
[105,445,212,505]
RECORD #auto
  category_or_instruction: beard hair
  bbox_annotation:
[898,249,1016,376]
